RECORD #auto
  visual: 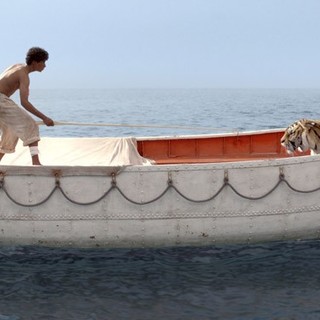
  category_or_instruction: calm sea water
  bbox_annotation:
[3,88,320,320]
[27,88,320,137]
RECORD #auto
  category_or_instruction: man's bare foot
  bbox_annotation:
[32,160,42,166]
[31,153,41,165]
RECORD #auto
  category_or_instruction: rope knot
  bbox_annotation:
[0,171,5,188]
[52,170,62,187]
[55,175,60,187]
[279,167,285,180]
[224,170,229,183]
[111,172,117,187]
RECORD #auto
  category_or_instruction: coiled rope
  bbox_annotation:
[0,168,318,207]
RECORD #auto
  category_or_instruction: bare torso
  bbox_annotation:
[0,60,53,129]
[0,64,29,97]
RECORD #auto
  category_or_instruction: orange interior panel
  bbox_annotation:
[137,130,309,164]
[169,140,196,158]
[198,138,224,156]
[251,133,280,154]
[223,136,251,155]
[139,140,168,158]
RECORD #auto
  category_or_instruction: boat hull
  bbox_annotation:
[0,153,320,248]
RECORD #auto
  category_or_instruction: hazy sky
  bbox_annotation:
[1,0,319,89]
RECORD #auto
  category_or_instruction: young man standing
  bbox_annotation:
[0,47,54,165]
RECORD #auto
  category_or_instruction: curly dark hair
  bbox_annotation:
[25,47,49,65]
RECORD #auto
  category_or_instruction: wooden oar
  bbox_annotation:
[36,120,235,132]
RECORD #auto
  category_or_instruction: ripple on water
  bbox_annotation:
[0,241,319,319]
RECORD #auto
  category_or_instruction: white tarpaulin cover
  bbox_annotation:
[0,137,154,166]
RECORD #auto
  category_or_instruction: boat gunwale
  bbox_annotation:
[0,153,318,176]
[135,127,286,141]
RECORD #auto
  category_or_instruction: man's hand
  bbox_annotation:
[43,116,54,126]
